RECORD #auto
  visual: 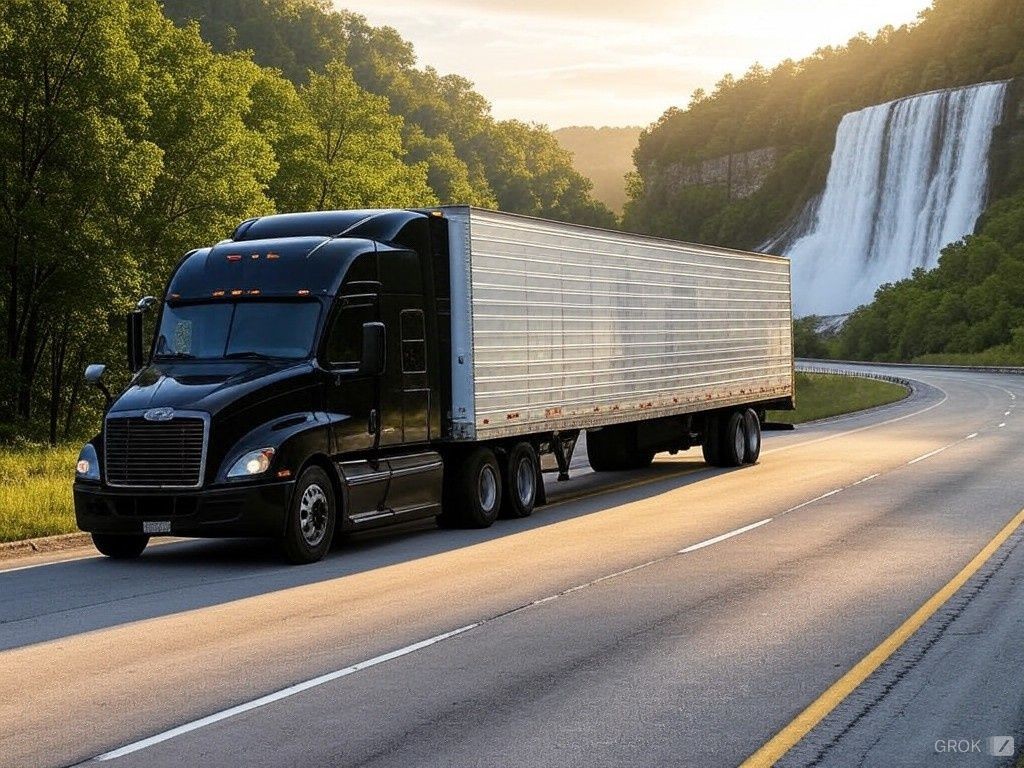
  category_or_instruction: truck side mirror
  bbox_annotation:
[358,322,386,376]
[127,296,158,373]
[85,364,111,409]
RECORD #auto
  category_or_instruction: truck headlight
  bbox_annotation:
[76,443,100,480]
[227,447,275,478]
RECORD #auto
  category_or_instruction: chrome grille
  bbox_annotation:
[104,416,206,488]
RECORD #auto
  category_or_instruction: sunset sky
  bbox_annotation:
[334,0,929,128]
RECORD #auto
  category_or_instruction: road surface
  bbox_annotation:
[2,363,1023,768]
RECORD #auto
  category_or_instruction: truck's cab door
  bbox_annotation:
[321,290,389,520]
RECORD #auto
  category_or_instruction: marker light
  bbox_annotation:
[75,443,100,481]
[212,290,225,297]
[250,253,260,260]
[227,447,275,478]
[226,254,242,262]
[297,289,310,296]
[248,289,261,295]
[230,289,243,296]
[266,252,279,260]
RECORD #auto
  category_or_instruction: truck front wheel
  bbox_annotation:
[441,447,502,528]
[92,533,149,559]
[282,466,336,564]
[501,442,539,518]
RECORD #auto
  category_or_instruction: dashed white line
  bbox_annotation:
[781,488,843,514]
[93,623,479,761]
[851,473,880,486]
[1005,411,1011,416]
[678,518,774,554]
[967,432,978,439]
[907,446,952,465]
[999,423,1006,428]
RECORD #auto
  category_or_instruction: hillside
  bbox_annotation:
[161,0,615,228]
[553,126,641,215]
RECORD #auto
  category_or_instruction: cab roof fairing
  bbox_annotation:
[164,236,379,301]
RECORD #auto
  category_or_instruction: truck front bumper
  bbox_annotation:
[73,480,294,538]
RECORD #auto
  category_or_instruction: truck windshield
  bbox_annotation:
[153,301,321,360]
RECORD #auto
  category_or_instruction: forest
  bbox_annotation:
[0,0,613,445]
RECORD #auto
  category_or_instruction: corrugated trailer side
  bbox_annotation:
[445,206,793,441]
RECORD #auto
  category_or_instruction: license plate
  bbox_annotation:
[143,520,171,534]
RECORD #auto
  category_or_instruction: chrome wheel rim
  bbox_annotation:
[478,464,498,513]
[299,483,329,547]
[515,457,536,507]
[734,423,746,461]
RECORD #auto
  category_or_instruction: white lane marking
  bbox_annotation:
[780,489,843,514]
[908,446,951,464]
[678,518,774,554]
[94,623,480,761]
[999,423,1006,428]
[967,432,978,439]
[1005,411,1011,416]
[851,473,880,486]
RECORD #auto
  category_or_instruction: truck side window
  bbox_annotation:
[325,299,376,368]
[400,309,426,373]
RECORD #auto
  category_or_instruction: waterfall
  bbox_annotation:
[785,81,1008,316]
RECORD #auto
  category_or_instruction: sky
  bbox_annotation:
[333,0,929,129]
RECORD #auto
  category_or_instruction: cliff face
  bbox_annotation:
[661,147,778,201]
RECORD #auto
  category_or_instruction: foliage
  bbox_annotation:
[625,0,1024,248]
[159,0,614,224]
[767,372,907,424]
[793,317,830,359]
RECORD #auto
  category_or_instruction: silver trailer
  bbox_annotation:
[443,207,794,443]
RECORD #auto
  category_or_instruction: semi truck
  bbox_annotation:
[73,207,794,564]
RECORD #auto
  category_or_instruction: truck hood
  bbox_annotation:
[109,359,315,415]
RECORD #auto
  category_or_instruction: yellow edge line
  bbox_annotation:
[741,505,1024,767]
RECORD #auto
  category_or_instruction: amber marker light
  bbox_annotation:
[212,290,225,297]
[297,289,310,296]
[248,289,261,295]
[230,289,243,296]
[276,469,292,479]
[266,252,279,260]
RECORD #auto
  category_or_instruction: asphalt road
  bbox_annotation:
[3,364,1024,768]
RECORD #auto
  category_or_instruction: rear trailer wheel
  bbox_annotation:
[283,465,336,564]
[92,533,148,559]
[586,428,655,472]
[742,408,762,464]
[441,447,502,528]
[502,442,539,518]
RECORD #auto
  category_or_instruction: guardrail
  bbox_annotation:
[797,358,1024,375]
[795,362,913,390]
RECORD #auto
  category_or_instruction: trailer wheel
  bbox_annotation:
[720,411,746,467]
[92,533,149,559]
[586,428,655,472]
[502,442,539,518]
[701,415,722,466]
[742,408,762,464]
[441,447,502,528]
[282,465,336,564]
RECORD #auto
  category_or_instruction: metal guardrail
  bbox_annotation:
[797,358,1024,375]
[795,363,913,390]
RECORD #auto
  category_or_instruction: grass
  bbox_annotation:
[0,372,906,543]
[0,444,79,543]
[767,372,908,424]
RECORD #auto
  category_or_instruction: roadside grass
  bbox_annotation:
[768,372,908,424]
[0,444,79,543]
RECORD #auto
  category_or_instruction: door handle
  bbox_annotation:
[368,408,378,435]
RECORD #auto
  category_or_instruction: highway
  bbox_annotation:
[3,363,1024,768]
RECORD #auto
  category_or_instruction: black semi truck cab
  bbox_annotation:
[74,207,794,563]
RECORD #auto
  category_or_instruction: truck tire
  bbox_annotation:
[282,465,336,564]
[441,447,502,528]
[719,411,747,467]
[92,533,149,559]
[701,414,723,466]
[742,408,762,464]
[501,442,539,518]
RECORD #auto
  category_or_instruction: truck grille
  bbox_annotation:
[104,416,206,488]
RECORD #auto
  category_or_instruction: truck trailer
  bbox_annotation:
[73,207,794,563]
